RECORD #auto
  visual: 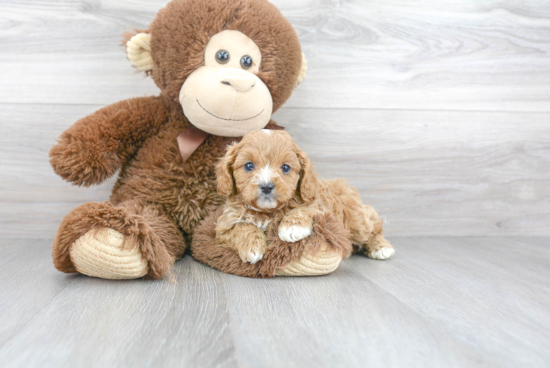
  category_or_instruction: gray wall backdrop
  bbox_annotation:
[1,0,549,237]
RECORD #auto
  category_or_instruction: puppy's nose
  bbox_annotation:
[260,183,275,194]
[218,67,256,92]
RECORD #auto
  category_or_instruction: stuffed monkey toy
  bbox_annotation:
[50,0,316,279]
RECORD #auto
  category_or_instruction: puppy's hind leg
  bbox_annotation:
[366,232,394,260]
[358,205,395,260]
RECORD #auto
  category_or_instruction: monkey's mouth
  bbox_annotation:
[196,99,264,122]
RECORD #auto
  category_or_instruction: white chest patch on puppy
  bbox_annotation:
[243,213,272,231]
[251,218,272,231]
[278,225,312,243]
[244,204,263,212]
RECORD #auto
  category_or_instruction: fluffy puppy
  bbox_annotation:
[215,130,395,264]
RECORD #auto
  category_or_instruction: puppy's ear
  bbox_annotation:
[296,146,319,203]
[216,142,240,197]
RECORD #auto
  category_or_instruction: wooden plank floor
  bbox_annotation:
[1,237,549,368]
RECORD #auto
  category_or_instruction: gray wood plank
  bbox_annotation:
[353,236,550,367]
[0,239,79,348]
[2,103,549,237]
[220,267,489,368]
[0,202,96,238]
[0,238,20,247]
[0,247,238,368]
[0,237,549,367]
[277,108,550,237]
[0,103,115,204]
[0,0,549,111]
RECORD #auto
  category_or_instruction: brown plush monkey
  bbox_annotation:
[49,0,307,279]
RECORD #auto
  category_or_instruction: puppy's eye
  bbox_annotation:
[216,49,230,64]
[240,55,253,69]
[281,164,291,174]
[244,162,255,172]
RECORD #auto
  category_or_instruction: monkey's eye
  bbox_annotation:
[240,55,253,69]
[216,50,230,64]
[281,164,291,174]
[244,162,255,172]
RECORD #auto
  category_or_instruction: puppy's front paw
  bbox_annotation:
[237,239,267,264]
[278,225,312,243]
[278,213,313,242]
[240,249,264,264]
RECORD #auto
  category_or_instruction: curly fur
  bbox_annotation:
[191,207,353,278]
[203,130,394,267]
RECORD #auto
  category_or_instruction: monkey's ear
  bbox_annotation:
[296,53,307,85]
[296,146,318,203]
[126,33,154,72]
[216,142,241,197]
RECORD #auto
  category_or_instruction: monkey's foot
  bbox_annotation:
[70,228,148,279]
[275,245,342,276]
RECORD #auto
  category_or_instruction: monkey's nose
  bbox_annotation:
[218,67,256,92]
[260,183,275,194]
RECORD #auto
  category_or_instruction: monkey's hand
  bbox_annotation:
[49,97,170,187]
[49,129,122,187]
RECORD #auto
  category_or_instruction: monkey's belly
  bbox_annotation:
[109,128,226,234]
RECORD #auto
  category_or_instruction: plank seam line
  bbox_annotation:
[0,102,549,115]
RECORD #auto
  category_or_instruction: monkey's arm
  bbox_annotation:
[49,96,171,186]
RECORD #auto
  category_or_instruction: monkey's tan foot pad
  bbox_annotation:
[70,228,148,279]
[275,246,343,276]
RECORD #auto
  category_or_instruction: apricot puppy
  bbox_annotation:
[215,130,395,264]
